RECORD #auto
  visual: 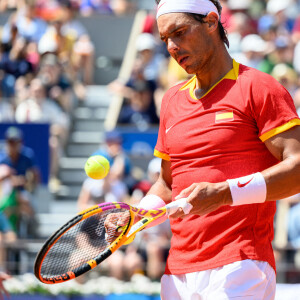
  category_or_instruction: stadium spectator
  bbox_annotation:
[37,1,95,86]
[79,0,114,16]
[233,34,267,70]
[258,36,294,74]
[257,14,277,43]
[1,1,47,44]
[117,79,159,129]
[0,165,18,236]
[37,15,74,59]
[292,13,300,43]
[0,127,39,195]
[37,54,74,113]
[24,41,40,73]
[133,32,167,84]
[34,0,65,22]
[109,33,166,128]
[14,78,70,132]
[59,2,95,85]
[0,128,39,236]
[279,195,300,249]
[0,0,21,12]
[293,40,300,74]
[275,194,300,269]
[226,12,256,55]
[109,32,166,90]
[14,78,70,191]
[0,98,14,122]
[14,76,30,108]
[93,130,133,188]
[111,0,136,15]
[271,63,298,97]
[0,165,18,274]
[77,177,128,211]
[0,37,34,98]
[266,0,294,35]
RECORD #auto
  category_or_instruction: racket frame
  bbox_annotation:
[35,202,167,284]
[34,202,134,284]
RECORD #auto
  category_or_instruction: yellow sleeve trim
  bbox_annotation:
[260,118,300,142]
[154,149,170,161]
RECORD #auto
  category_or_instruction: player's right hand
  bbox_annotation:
[173,181,232,218]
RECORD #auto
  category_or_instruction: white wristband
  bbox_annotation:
[227,172,266,206]
[137,194,166,210]
[137,194,167,228]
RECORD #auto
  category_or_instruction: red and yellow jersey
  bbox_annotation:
[154,60,300,275]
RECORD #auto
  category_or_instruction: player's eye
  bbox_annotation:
[175,30,184,37]
[160,36,167,43]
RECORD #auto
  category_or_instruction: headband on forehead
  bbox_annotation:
[156,0,220,20]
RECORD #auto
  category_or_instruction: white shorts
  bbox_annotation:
[161,260,276,300]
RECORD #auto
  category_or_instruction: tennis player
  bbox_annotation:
[105,0,300,298]
[130,0,300,299]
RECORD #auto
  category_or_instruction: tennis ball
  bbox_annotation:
[84,155,110,179]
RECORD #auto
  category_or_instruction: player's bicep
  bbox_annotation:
[159,159,172,189]
[147,159,172,203]
[264,125,300,161]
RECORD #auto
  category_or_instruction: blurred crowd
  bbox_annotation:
[1,0,300,285]
[0,0,99,194]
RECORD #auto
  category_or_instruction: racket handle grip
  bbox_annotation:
[166,198,193,216]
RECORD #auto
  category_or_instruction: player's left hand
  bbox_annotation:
[104,211,130,243]
[169,181,232,218]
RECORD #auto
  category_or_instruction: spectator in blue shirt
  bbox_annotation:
[0,127,39,236]
[93,130,131,177]
[92,130,135,191]
[0,127,40,193]
[79,0,114,16]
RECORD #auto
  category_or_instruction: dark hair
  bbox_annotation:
[155,0,229,48]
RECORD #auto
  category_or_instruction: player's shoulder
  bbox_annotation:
[238,64,283,88]
[163,79,190,99]
[159,80,189,122]
[237,64,294,109]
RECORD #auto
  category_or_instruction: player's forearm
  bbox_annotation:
[134,178,172,223]
[262,154,300,202]
[146,177,172,204]
[227,154,300,206]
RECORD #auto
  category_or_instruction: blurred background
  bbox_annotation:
[0,0,300,299]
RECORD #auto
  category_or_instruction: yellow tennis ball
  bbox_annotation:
[84,155,110,179]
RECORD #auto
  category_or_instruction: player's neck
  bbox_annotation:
[194,53,233,99]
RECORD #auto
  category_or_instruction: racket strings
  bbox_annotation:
[40,208,130,278]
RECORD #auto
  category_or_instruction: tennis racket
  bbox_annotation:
[34,198,192,284]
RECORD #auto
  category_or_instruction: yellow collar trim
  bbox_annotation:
[179,59,240,100]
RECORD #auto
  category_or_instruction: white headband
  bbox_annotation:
[156,0,220,20]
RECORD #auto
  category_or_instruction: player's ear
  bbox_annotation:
[205,12,219,33]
